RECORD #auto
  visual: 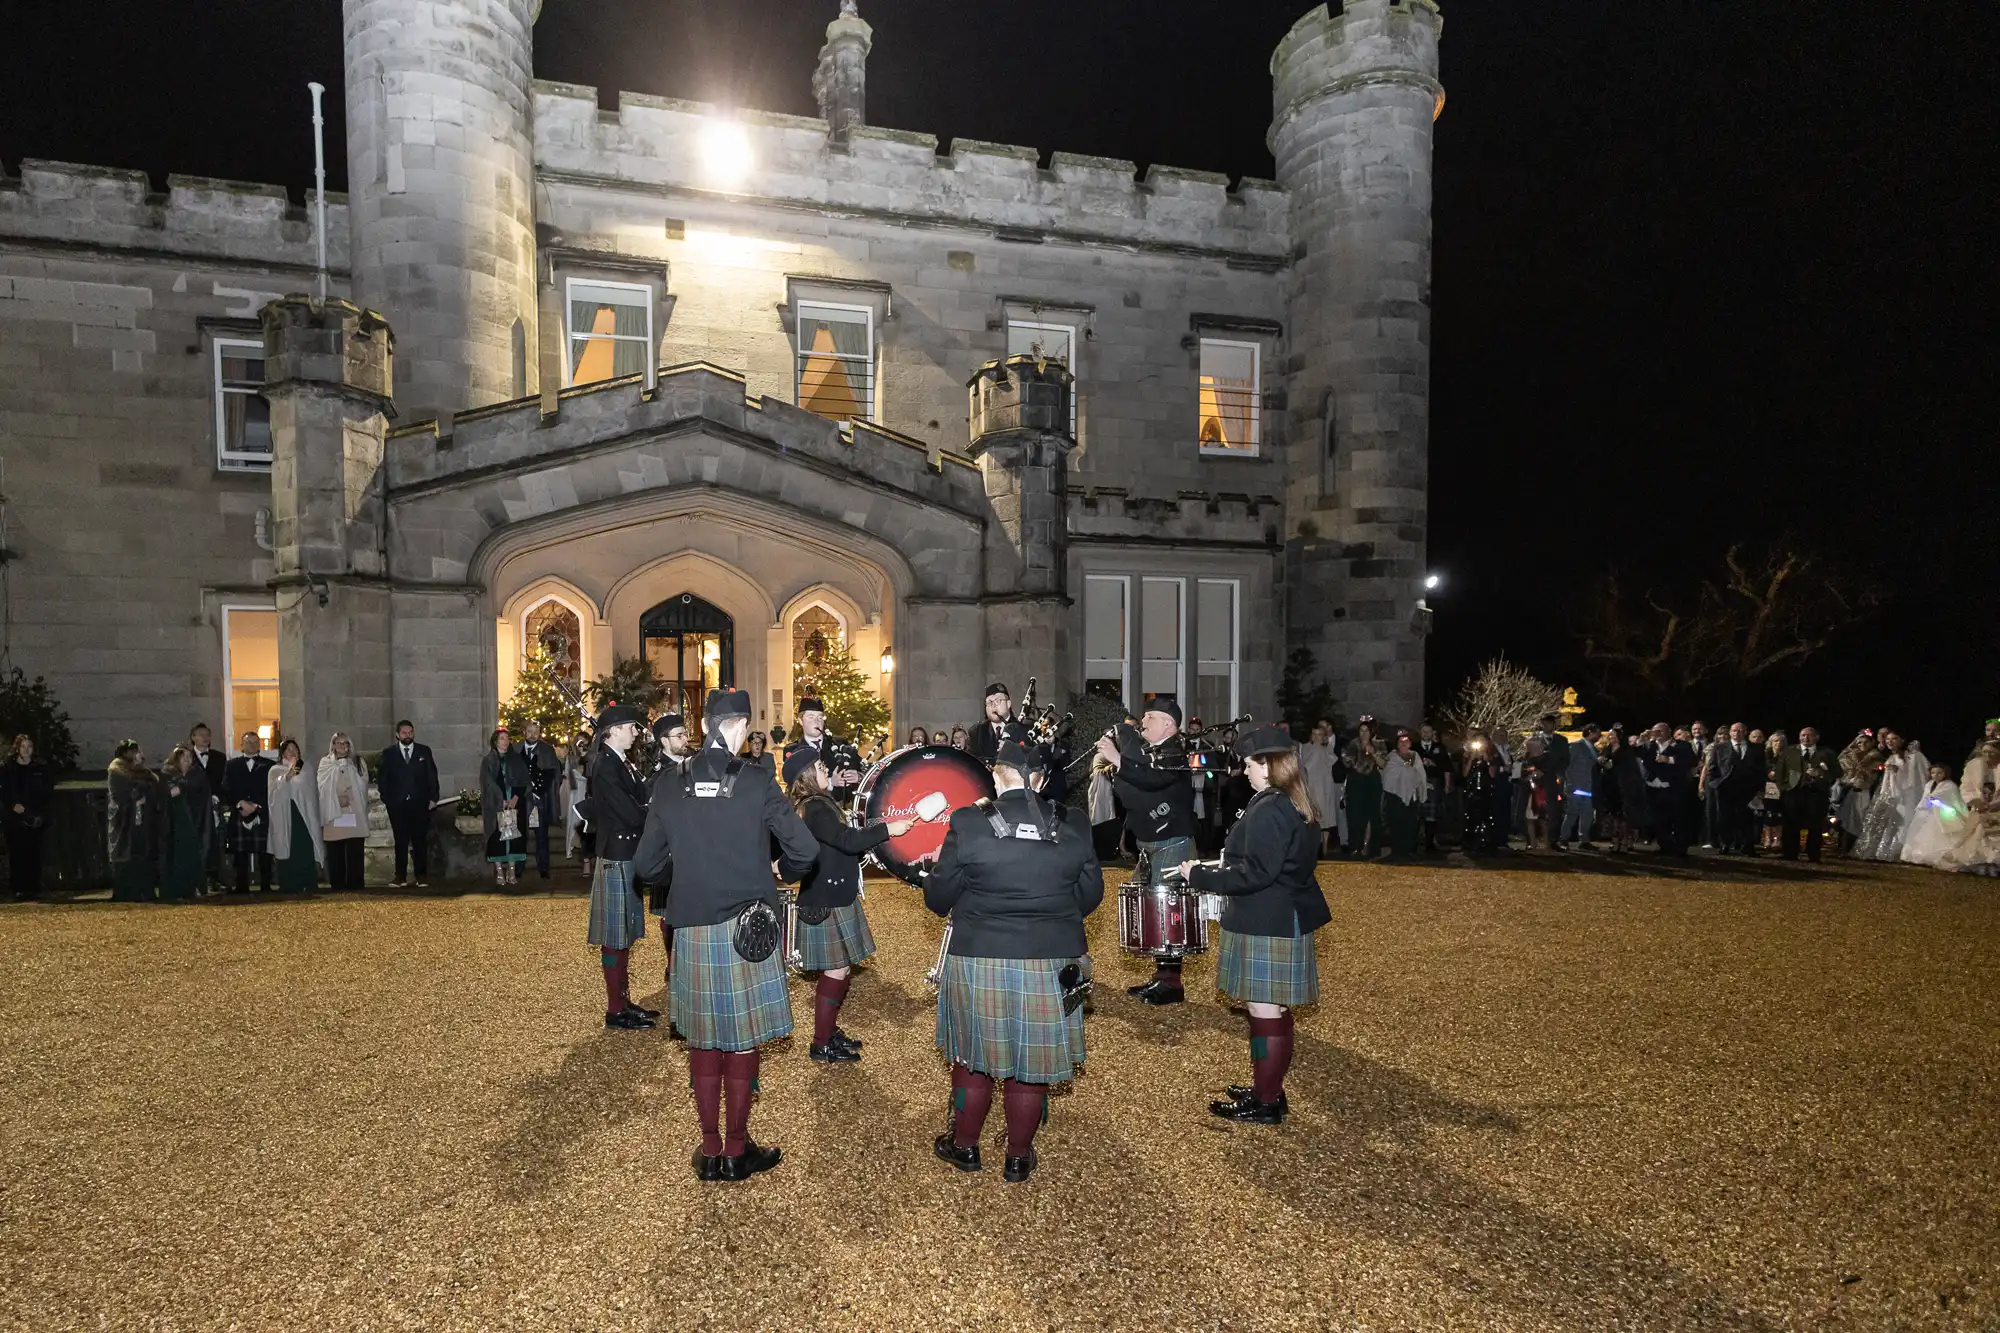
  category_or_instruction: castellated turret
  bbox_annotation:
[342,0,542,425]
[1272,0,1443,726]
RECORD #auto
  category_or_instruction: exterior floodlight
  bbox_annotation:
[701,121,753,186]
[1424,573,1442,591]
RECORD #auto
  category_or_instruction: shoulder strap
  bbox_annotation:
[974,796,1010,838]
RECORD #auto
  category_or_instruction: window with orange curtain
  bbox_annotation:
[566,279,652,386]
[795,302,873,422]
[1197,338,1260,455]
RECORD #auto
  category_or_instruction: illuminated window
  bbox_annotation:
[566,279,653,386]
[1198,338,1260,456]
[1083,576,1129,704]
[795,302,874,423]
[791,605,845,694]
[213,337,272,472]
[1007,319,1078,436]
[523,599,583,691]
[222,605,280,748]
[1141,577,1185,702]
[1195,579,1239,724]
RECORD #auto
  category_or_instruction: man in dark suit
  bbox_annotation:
[1642,722,1695,856]
[221,732,275,892]
[1704,722,1764,854]
[514,719,564,880]
[783,698,863,801]
[966,683,1024,766]
[1777,726,1837,862]
[188,724,228,892]
[377,719,440,888]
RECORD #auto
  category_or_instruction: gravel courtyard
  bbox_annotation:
[1,856,1993,1332]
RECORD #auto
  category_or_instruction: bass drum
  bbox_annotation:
[851,745,996,886]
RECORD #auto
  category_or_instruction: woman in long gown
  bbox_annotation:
[1459,731,1501,855]
[481,728,530,885]
[159,746,212,902]
[1297,722,1341,858]
[1941,743,2000,874]
[1857,732,1927,862]
[268,739,325,892]
[1901,765,1968,868]
[107,741,160,902]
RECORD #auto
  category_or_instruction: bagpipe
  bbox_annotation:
[1012,677,1074,750]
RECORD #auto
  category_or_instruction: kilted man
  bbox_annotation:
[781,746,915,1062]
[784,698,864,802]
[925,740,1104,1183]
[635,688,820,1182]
[222,733,275,893]
[647,712,694,987]
[965,682,1023,765]
[1093,696,1195,1004]
[1180,726,1331,1125]
[580,705,657,1030]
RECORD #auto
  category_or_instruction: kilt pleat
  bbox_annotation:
[670,920,794,1051]
[935,955,1086,1084]
[585,859,646,950]
[1217,927,1320,1007]
[794,901,877,971]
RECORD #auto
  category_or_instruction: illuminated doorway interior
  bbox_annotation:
[639,593,734,736]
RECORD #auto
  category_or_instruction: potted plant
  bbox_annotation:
[452,789,482,836]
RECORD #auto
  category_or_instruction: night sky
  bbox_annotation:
[5,1,1994,751]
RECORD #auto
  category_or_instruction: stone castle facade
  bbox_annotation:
[0,0,1443,793]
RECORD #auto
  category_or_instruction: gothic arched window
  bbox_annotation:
[525,599,583,691]
[791,605,844,694]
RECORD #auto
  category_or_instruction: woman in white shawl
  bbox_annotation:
[1298,721,1344,858]
[1856,731,1927,861]
[267,738,325,893]
[1901,763,1968,868]
[1941,743,2000,874]
[317,732,371,892]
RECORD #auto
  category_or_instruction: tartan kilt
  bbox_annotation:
[669,920,794,1051]
[1217,928,1320,1007]
[794,900,877,972]
[225,810,268,856]
[936,955,1086,1084]
[585,859,646,951]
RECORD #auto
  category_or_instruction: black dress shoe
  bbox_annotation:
[691,1149,723,1181]
[623,1002,661,1020]
[1209,1094,1286,1124]
[933,1133,982,1172]
[1138,985,1185,1006]
[1003,1148,1038,1184]
[1126,979,1158,997]
[809,1042,861,1064]
[1224,1086,1289,1113]
[604,1009,655,1030]
[714,1141,782,1181]
[829,1026,863,1050]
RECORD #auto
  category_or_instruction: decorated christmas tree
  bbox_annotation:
[499,645,586,744]
[792,640,891,747]
[584,655,670,716]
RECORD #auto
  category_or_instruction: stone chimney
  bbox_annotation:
[813,1,872,144]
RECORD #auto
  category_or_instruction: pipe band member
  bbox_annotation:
[635,687,820,1183]
[1093,694,1195,1004]
[966,682,1022,765]
[782,747,915,1063]
[1180,725,1330,1125]
[784,697,864,802]
[925,739,1104,1184]
[580,704,656,1030]
[647,711,694,989]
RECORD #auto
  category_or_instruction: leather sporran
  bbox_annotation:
[732,900,781,962]
[797,901,833,925]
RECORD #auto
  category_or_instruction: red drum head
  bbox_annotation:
[852,745,996,885]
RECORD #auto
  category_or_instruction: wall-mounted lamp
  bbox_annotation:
[879,649,894,675]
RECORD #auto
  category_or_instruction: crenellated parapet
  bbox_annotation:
[532,83,1290,265]
[0,160,348,273]
[1067,486,1282,549]
[1270,0,1445,142]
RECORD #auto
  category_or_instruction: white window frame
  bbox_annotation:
[1195,578,1241,722]
[1139,576,1187,704]
[213,336,271,473]
[220,602,280,749]
[1007,318,1079,437]
[1197,337,1262,458]
[563,276,655,388]
[1083,574,1131,705]
[793,299,876,423]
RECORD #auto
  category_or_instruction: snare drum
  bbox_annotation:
[1117,881,1210,959]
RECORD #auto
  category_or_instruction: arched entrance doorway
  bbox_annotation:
[640,593,734,735]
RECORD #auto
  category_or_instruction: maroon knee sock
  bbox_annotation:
[721,1050,759,1157]
[1002,1078,1046,1157]
[1152,960,1184,990]
[601,948,628,1017]
[951,1063,993,1150]
[1249,1011,1294,1103]
[688,1047,724,1156]
[812,973,851,1046]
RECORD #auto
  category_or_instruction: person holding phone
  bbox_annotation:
[267,738,324,893]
